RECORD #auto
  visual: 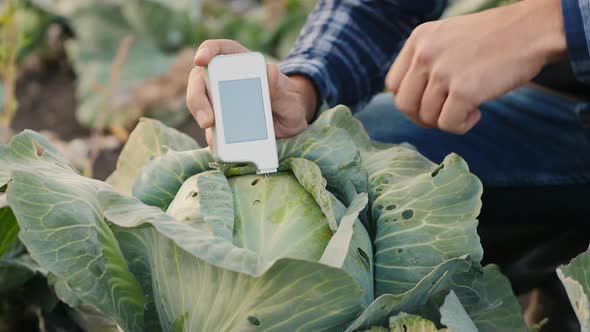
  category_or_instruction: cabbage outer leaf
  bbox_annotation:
[444,265,528,332]
[283,157,338,231]
[0,130,73,187]
[101,190,367,332]
[277,117,367,199]
[0,204,44,294]
[439,291,477,332]
[346,256,472,331]
[2,131,146,332]
[167,170,234,240]
[0,205,19,257]
[558,247,590,331]
[366,148,483,296]
[133,148,213,209]
[107,117,199,194]
[229,172,332,265]
[321,107,523,331]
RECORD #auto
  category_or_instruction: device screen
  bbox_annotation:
[219,78,268,144]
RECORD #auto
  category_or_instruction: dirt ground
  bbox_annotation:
[12,54,206,181]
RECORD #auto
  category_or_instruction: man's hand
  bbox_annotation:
[187,39,318,144]
[386,0,567,134]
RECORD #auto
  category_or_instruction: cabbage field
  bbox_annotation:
[1,0,590,332]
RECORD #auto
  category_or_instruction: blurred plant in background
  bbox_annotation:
[444,0,518,17]
[22,0,315,135]
[0,0,52,143]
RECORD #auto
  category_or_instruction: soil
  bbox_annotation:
[12,54,206,181]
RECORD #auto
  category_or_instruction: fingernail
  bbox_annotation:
[196,110,208,126]
[194,47,209,63]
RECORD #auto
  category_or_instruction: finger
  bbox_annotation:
[186,66,214,128]
[205,128,212,147]
[394,63,428,124]
[438,95,480,134]
[418,79,447,127]
[465,108,482,129]
[385,40,414,94]
[194,39,250,66]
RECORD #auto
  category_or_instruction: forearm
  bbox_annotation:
[280,0,447,113]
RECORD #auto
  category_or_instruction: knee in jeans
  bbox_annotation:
[355,93,424,143]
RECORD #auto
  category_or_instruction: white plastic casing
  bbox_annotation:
[208,52,278,174]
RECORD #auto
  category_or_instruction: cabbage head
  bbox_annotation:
[0,106,530,331]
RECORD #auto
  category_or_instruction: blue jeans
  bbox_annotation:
[355,87,590,223]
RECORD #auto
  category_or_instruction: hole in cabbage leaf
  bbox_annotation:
[251,179,261,186]
[402,210,414,219]
[186,191,198,199]
[253,200,261,206]
[382,179,389,184]
[32,140,45,157]
[357,248,371,272]
[403,324,408,332]
[397,249,403,253]
[376,188,383,193]
[148,155,155,161]
[376,204,384,210]
[431,163,444,177]
[385,204,396,211]
[248,316,261,326]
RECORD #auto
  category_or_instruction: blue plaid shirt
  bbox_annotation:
[280,0,590,112]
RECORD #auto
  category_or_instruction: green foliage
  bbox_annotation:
[107,117,200,195]
[23,0,315,131]
[0,106,531,331]
[444,0,518,17]
[0,203,46,293]
[26,1,200,130]
[558,247,590,331]
[64,2,179,130]
[439,291,478,332]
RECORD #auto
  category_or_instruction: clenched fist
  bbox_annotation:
[386,0,567,134]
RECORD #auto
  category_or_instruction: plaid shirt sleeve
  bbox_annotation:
[279,0,448,112]
[561,0,590,84]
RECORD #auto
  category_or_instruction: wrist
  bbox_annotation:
[290,75,319,123]
[521,0,567,63]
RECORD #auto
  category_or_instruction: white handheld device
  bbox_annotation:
[208,52,279,174]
